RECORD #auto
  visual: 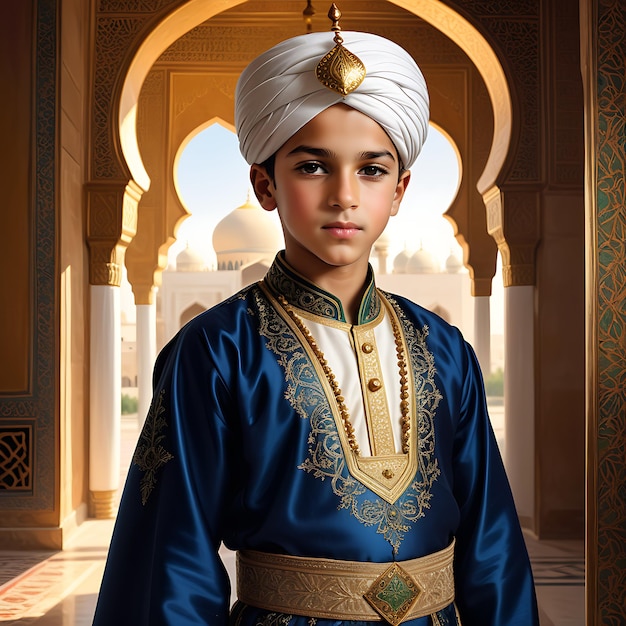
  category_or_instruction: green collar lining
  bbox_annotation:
[264,252,381,324]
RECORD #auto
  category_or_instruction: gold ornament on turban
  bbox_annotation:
[235,11,430,168]
[315,4,366,96]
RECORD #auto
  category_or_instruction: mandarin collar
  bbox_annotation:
[263,252,381,324]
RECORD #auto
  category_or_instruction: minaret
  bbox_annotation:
[374,233,390,275]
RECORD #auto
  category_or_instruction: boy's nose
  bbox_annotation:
[329,172,359,209]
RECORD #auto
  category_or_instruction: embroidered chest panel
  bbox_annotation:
[254,288,442,553]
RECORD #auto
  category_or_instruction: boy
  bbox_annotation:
[93,6,539,625]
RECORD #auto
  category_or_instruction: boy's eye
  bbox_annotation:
[299,162,325,174]
[360,165,388,177]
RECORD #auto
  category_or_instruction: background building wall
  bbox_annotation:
[59,0,91,531]
[584,0,626,620]
[0,1,61,547]
[2,7,621,622]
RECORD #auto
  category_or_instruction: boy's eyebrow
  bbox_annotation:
[360,150,397,162]
[285,145,334,159]
[286,145,397,162]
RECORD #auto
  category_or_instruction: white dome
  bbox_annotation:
[212,196,282,269]
[176,244,206,272]
[406,248,438,274]
[445,251,463,273]
[392,249,412,274]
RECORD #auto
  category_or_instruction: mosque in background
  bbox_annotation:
[121,195,477,388]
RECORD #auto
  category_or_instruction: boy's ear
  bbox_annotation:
[390,170,411,216]
[250,164,276,212]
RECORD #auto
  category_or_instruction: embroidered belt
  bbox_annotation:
[236,539,455,626]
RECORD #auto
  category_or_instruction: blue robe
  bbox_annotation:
[93,253,539,625]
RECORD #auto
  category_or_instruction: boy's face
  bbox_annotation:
[251,104,410,285]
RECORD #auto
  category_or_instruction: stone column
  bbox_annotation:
[473,295,491,376]
[503,285,535,523]
[485,186,540,529]
[136,298,157,427]
[373,237,390,276]
[86,181,141,518]
[89,285,121,518]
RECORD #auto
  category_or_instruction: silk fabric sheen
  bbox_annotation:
[93,253,538,625]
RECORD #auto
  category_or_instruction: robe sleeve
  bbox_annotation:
[451,341,540,625]
[93,323,237,625]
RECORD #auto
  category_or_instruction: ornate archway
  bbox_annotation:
[89,0,586,550]
[87,0,518,520]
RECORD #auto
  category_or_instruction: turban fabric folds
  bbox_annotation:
[235,31,430,170]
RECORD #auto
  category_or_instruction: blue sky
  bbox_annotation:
[122,122,504,333]
[171,123,463,269]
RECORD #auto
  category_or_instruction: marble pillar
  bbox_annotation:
[503,285,535,525]
[136,299,157,428]
[89,284,121,518]
[473,295,492,376]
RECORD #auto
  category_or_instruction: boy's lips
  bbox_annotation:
[322,222,362,238]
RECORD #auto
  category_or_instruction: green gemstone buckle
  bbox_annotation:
[363,563,422,625]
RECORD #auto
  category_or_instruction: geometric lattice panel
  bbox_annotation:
[0,426,32,491]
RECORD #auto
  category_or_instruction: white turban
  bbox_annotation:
[235,31,429,169]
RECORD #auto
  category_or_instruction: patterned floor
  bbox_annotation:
[526,535,585,626]
[0,414,585,625]
[0,521,112,625]
[532,554,585,587]
[0,554,56,590]
[0,523,586,625]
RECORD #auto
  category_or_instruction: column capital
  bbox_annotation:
[472,277,493,298]
[132,283,157,306]
[86,179,143,286]
[485,185,541,287]
[88,243,124,287]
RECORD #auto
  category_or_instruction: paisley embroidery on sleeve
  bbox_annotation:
[132,389,174,505]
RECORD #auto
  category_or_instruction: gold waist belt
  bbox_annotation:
[236,539,455,626]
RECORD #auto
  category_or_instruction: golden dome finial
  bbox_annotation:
[329,3,342,41]
[315,4,366,96]
[303,0,315,33]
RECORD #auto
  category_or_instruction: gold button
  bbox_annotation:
[382,469,394,479]
[368,378,382,392]
[361,342,374,354]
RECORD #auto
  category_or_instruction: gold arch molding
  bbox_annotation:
[118,0,512,201]
[119,0,246,192]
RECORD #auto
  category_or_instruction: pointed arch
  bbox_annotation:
[118,0,511,200]
[180,302,206,327]
[389,0,512,195]
[173,117,236,217]
[118,0,247,192]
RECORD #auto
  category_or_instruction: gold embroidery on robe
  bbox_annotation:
[255,287,441,553]
[289,300,418,503]
[431,603,462,625]
[133,389,174,505]
[255,613,294,626]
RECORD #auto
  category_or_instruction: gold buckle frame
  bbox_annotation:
[363,562,423,625]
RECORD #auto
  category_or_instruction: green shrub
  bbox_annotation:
[485,368,504,397]
[121,394,138,415]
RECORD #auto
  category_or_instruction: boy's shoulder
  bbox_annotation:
[185,281,264,328]
[155,282,267,369]
[162,282,265,348]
